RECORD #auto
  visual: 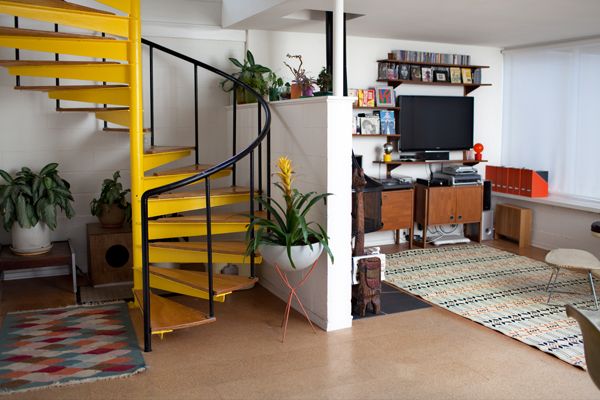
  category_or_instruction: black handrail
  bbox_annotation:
[139,38,271,352]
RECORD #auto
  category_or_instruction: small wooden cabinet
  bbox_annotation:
[494,203,532,248]
[381,188,414,248]
[415,184,483,248]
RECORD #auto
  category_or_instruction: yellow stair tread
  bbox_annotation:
[0,0,115,15]
[153,186,251,200]
[155,210,265,224]
[57,106,128,112]
[149,266,257,295]
[149,240,250,256]
[133,290,215,333]
[0,60,119,67]
[145,146,195,155]
[0,26,117,40]
[152,164,232,177]
[103,127,151,132]
[15,84,126,91]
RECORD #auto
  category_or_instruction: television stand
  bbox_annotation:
[415,151,450,161]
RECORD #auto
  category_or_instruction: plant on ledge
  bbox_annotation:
[221,50,271,104]
[284,54,316,98]
[315,67,332,95]
[245,156,333,270]
[0,163,75,255]
[90,171,131,229]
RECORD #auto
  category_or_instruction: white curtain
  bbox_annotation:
[502,41,600,201]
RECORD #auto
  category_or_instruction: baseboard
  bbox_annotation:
[3,265,71,281]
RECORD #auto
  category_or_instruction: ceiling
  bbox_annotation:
[222,0,600,49]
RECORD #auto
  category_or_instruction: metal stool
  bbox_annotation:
[545,249,600,310]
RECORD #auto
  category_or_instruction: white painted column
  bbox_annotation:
[333,0,344,96]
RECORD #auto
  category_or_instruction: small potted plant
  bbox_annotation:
[315,67,332,96]
[221,50,271,104]
[267,72,284,102]
[0,163,75,255]
[245,156,333,271]
[284,54,316,99]
[90,171,131,229]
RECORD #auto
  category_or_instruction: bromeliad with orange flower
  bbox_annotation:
[245,156,334,270]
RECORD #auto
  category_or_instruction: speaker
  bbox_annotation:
[483,180,492,211]
[481,210,494,240]
[87,223,133,286]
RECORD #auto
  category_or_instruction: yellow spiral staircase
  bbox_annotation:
[0,0,270,352]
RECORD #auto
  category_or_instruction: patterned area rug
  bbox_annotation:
[0,303,145,394]
[385,244,592,369]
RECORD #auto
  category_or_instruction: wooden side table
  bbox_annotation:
[0,241,77,293]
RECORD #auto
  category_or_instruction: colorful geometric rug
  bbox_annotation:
[385,244,592,369]
[0,303,145,394]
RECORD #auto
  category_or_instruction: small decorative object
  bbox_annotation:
[357,89,365,107]
[375,86,395,107]
[421,67,433,82]
[245,156,333,271]
[267,72,284,102]
[461,68,473,84]
[473,68,482,84]
[365,89,376,107]
[433,70,448,82]
[410,65,422,81]
[220,50,271,104]
[315,67,332,96]
[378,63,388,80]
[360,116,380,135]
[348,88,358,106]
[280,82,291,100]
[352,257,382,317]
[90,171,131,229]
[284,54,316,98]
[473,142,484,161]
[450,67,462,83]
[399,64,410,80]
[382,142,394,162]
[0,163,75,255]
[387,52,396,60]
[387,64,398,80]
[380,110,396,134]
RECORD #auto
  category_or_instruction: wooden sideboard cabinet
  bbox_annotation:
[414,184,483,248]
[381,188,414,248]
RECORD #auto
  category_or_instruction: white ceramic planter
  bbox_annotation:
[259,243,323,272]
[11,222,52,255]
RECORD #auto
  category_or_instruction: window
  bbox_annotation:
[502,41,600,201]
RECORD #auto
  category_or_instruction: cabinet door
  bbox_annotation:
[455,186,483,223]
[381,190,413,230]
[427,187,456,225]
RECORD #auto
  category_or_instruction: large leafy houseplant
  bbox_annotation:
[0,163,75,254]
[90,171,131,228]
[221,50,271,104]
[246,157,333,270]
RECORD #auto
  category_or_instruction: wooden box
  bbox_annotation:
[87,223,133,286]
[494,203,532,248]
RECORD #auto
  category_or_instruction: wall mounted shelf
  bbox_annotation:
[374,159,487,177]
[376,79,491,96]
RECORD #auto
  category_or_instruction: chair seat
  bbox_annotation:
[546,248,600,271]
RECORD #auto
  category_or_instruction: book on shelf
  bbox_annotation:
[473,68,482,84]
[348,89,358,106]
[389,50,471,66]
[380,110,395,135]
[364,89,376,107]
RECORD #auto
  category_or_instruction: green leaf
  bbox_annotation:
[16,194,32,229]
[0,170,13,184]
[41,202,57,230]
[43,177,54,190]
[229,57,243,68]
[39,163,58,176]
[246,50,255,66]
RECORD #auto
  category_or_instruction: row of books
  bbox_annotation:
[378,63,482,84]
[352,111,396,135]
[390,50,471,66]
[485,166,549,198]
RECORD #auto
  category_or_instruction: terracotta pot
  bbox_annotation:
[290,83,302,99]
[11,222,52,255]
[259,243,323,271]
[98,203,126,228]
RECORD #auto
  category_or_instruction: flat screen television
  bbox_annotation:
[398,95,474,151]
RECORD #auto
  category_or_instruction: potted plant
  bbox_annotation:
[245,156,334,271]
[284,54,316,98]
[0,163,75,255]
[315,67,332,96]
[267,72,284,102]
[221,50,271,104]
[90,171,131,229]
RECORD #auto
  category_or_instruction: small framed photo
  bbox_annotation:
[360,116,380,135]
[398,64,411,80]
[450,67,462,83]
[421,67,433,82]
[410,65,422,81]
[433,70,448,82]
[375,86,395,107]
[461,68,473,84]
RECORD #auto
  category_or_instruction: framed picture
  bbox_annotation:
[410,65,422,81]
[379,110,396,135]
[421,67,433,82]
[433,70,448,82]
[360,116,380,135]
[348,89,358,106]
[365,89,376,107]
[450,67,462,83]
[375,86,395,107]
[461,68,473,84]
[399,64,411,80]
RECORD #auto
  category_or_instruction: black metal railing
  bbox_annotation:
[139,38,271,352]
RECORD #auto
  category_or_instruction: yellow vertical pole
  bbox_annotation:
[128,0,144,292]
